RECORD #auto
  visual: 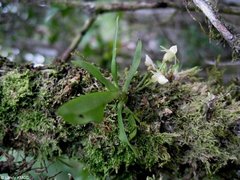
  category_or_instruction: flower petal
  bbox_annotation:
[169,45,177,54]
[152,71,169,84]
[161,45,177,63]
[145,54,156,70]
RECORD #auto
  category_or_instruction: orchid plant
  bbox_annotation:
[57,17,140,155]
[57,17,199,155]
[144,45,178,85]
[136,45,199,91]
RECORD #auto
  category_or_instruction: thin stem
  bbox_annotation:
[135,74,149,90]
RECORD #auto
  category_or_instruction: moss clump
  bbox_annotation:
[0,69,58,157]
[1,70,32,106]
[82,118,177,179]
[0,64,91,158]
[79,78,240,179]
[173,83,240,177]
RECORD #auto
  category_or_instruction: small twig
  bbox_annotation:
[48,171,63,179]
[184,0,207,34]
[58,15,97,63]
[15,159,36,176]
[192,0,240,52]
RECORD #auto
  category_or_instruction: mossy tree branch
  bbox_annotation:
[1,59,240,178]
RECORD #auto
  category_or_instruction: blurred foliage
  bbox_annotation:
[0,1,86,64]
[0,0,233,73]
[0,150,93,179]
[0,1,125,69]
[182,25,222,68]
[81,14,121,69]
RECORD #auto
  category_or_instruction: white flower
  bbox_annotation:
[160,45,177,63]
[145,55,156,70]
[151,71,169,85]
[145,54,169,85]
[33,64,44,68]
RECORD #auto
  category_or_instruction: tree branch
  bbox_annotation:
[205,59,240,66]
[192,0,240,52]
[55,1,240,15]
[91,1,176,13]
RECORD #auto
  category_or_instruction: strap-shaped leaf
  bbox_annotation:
[73,60,118,91]
[111,16,119,86]
[123,41,142,92]
[117,101,137,156]
[57,91,119,124]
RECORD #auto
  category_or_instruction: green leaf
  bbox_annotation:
[57,91,119,125]
[123,41,142,92]
[111,16,119,86]
[117,101,137,156]
[73,60,118,91]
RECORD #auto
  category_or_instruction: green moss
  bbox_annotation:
[1,70,32,106]
[79,79,240,179]
[17,110,53,132]
[172,83,240,177]
[0,69,59,157]
[136,133,176,168]
[0,65,95,161]
[80,105,179,178]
